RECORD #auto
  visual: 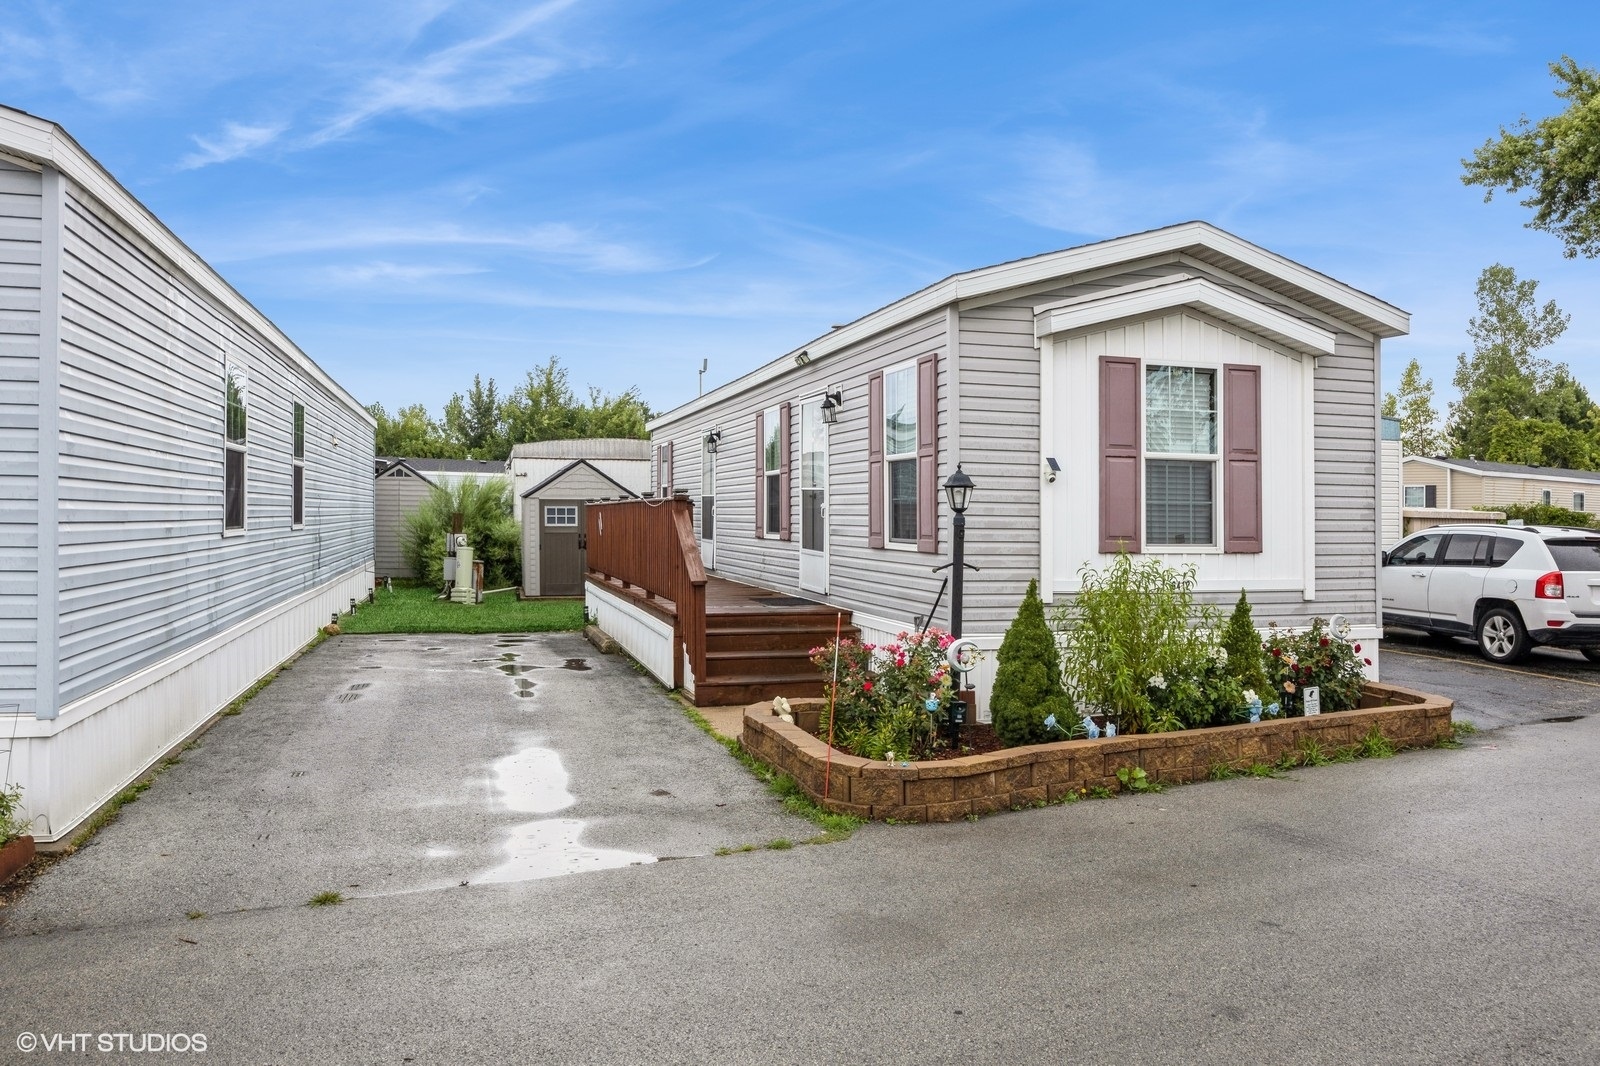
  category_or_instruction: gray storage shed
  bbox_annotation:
[521,461,639,597]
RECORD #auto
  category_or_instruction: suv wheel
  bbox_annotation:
[1476,607,1530,664]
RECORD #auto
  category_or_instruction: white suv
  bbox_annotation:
[1382,524,1600,664]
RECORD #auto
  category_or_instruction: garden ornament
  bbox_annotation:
[1043,713,1066,734]
[773,695,794,724]
[1080,716,1100,739]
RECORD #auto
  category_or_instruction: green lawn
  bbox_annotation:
[340,586,586,634]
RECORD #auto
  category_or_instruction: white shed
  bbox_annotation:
[0,104,375,843]
[509,438,651,522]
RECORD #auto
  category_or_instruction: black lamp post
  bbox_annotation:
[943,465,975,639]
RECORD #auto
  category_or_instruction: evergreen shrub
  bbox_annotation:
[990,580,1073,746]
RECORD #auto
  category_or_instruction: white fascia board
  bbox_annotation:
[1033,275,1338,356]
[651,220,1404,430]
[0,106,374,426]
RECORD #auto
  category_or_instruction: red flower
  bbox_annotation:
[862,681,873,693]
[1353,643,1362,653]
[1364,658,1373,666]
[1319,637,1330,647]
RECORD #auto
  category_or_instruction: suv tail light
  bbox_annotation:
[1535,571,1565,600]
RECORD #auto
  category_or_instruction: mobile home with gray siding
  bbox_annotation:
[1,105,375,843]
[644,222,1408,711]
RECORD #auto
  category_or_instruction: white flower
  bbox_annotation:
[1148,674,1167,690]
[1213,646,1229,665]
[1242,689,1258,704]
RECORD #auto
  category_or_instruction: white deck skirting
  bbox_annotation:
[585,580,679,692]
[8,564,374,843]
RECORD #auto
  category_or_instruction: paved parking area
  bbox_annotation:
[1382,628,1600,730]
[1,633,812,936]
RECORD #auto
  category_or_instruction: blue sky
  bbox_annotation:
[2,1,1596,420]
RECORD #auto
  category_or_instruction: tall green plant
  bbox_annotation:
[1053,554,1211,735]
[1220,591,1272,698]
[401,477,521,589]
[990,580,1073,747]
[0,783,28,846]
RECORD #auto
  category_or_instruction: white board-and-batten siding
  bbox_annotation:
[2,106,376,842]
[0,157,41,714]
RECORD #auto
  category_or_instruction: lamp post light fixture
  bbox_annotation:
[943,465,976,640]
[819,389,844,424]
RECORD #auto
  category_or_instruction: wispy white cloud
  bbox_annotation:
[1385,24,1513,56]
[304,0,584,147]
[322,260,488,284]
[179,121,289,170]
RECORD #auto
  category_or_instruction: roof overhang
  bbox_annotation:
[0,104,373,426]
[1032,274,1338,356]
[650,220,1408,431]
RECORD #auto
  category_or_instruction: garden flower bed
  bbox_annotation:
[741,682,1454,823]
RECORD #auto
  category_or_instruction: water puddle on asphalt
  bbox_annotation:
[476,743,654,883]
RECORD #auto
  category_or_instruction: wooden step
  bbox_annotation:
[705,610,853,631]
[705,625,860,653]
[693,673,832,707]
[701,648,824,679]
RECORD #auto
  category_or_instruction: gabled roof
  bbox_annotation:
[520,459,641,499]
[373,458,436,484]
[376,456,507,475]
[1403,455,1600,485]
[652,220,1410,430]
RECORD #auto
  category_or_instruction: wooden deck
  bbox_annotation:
[586,573,858,706]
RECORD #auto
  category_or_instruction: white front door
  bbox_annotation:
[700,439,716,571]
[799,399,828,593]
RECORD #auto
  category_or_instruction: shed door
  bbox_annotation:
[539,500,586,596]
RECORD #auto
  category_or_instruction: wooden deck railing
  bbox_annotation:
[586,496,707,688]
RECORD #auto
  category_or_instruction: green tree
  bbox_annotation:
[499,356,653,445]
[368,402,461,459]
[401,477,521,589]
[1447,264,1595,466]
[443,374,507,459]
[989,580,1073,747]
[1462,57,1600,258]
[1382,358,1442,456]
[1219,591,1271,699]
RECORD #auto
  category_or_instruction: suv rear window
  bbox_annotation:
[1548,540,1600,571]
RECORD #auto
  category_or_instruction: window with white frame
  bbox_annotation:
[1144,365,1216,546]
[762,405,782,535]
[884,364,918,543]
[544,505,578,527]
[291,402,305,527]
[224,361,247,531]
[1541,489,1552,505]
[1576,492,1587,512]
[701,438,716,540]
[1403,485,1426,508]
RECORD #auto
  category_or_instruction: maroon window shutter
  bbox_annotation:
[664,440,674,496]
[1223,363,1263,553]
[867,372,885,548]
[1099,356,1142,553]
[778,402,792,540]
[916,353,938,553]
[754,410,765,537]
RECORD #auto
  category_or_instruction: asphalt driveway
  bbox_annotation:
[1,632,813,936]
[1382,628,1600,730]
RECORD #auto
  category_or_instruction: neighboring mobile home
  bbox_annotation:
[1402,456,1600,522]
[1,105,375,843]
[623,222,1409,711]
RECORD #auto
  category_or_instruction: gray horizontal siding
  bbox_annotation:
[653,311,952,629]
[53,184,374,706]
[0,159,40,712]
[375,471,431,579]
